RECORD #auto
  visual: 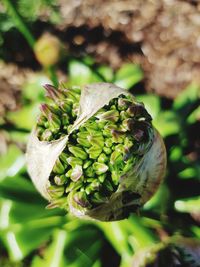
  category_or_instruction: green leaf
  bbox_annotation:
[143,183,170,214]
[173,83,200,118]
[7,103,40,130]
[22,74,47,102]
[31,226,102,267]
[0,145,24,181]
[153,111,180,137]
[169,146,182,162]
[97,221,132,257]
[187,105,200,124]
[137,94,161,119]
[68,60,102,86]
[0,175,41,203]
[0,198,66,261]
[64,226,102,267]
[31,230,67,267]
[97,65,114,82]
[175,196,200,213]
[178,167,199,180]
[115,64,143,89]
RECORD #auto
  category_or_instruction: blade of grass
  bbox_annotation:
[3,0,35,48]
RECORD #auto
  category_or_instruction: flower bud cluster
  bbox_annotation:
[36,84,81,141]
[36,89,153,214]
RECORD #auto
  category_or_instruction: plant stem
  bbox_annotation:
[3,0,35,49]
[48,66,59,87]
[126,215,157,249]
[3,0,59,87]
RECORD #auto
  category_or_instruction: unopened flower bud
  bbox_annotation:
[27,83,166,221]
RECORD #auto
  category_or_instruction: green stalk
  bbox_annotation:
[3,0,58,87]
[49,230,67,267]
[48,66,59,87]
[125,215,157,249]
[3,0,35,48]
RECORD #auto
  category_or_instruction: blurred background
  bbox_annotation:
[0,0,200,266]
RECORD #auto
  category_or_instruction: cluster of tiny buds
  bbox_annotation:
[35,85,153,212]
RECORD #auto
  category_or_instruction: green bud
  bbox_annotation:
[41,129,53,141]
[77,137,91,148]
[59,99,73,113]
[63,89,79,102]
[72,103,79,117]
[65,180,82,193]
[77,131,88,138]
[37,115,47,126]
[44,121,49,128]
[48,104,61,116]
[103,180,114,192]
[46,196,68,209]
[96,110,119,122]
[85,165,96,177]
[97,153,108,163]
[67,125,73,133]
[47,185,65,198]
[111,130,125,143]
[120,111,129,121]
[103,147,112,155]
[68,145,88,160]
[124,137,134,150]
[111,172,120,185]
[86,177,95,182]
[91,192,108,204]
[126,103,147,118]
[71,86,81,95]
[110,151,123,165]
[88,135,104,147]
[48,113,61,131]
[110,104,117,110]
[85,180,101,194]
[71,165,83,181]
[118,98,132,110]
[73,191,91,208]
[87,145,102,159]
[85,185,93,195]
[97,120,107,129]
[98,173,106,183]
[53,158,66,174]
[105,138,113,148]
[59,152,69,165]
[44,84,64,102]
[84,122,99,133]
[54,174,68,186]
[67,157,83,168]
[66,169,72,178]
[121,118,134,131]
[40,104,51,117]
[83,160,93,169]
[93,162,108,175]
[103,128,112,138]
[36,126,44,137]
[115,144,125,153]
[61,114,70,126]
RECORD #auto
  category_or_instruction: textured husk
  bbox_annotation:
[71,82,131,131]
[26,132,68,199]
[26,83,131,200]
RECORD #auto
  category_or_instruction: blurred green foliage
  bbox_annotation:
[0,59,199,266]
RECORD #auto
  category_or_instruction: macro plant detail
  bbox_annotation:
[1,0,200,266]
[26,83,166,221]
